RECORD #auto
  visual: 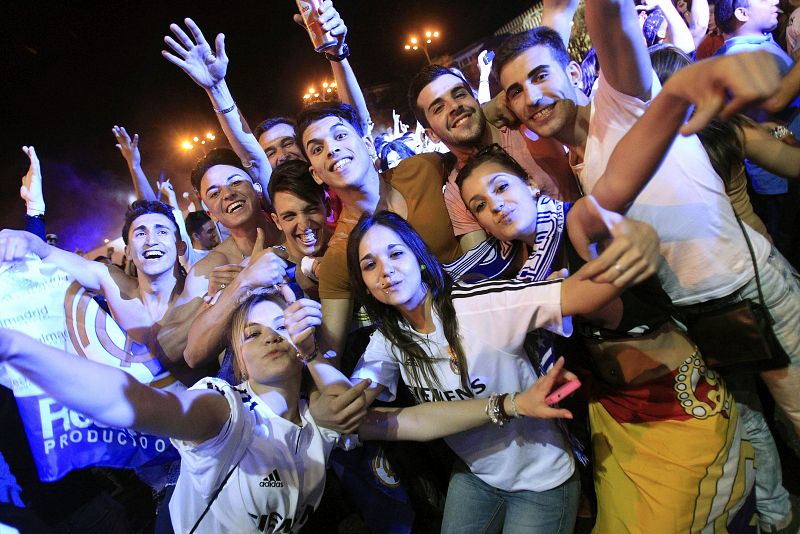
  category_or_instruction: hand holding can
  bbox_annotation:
[295,0,338,52]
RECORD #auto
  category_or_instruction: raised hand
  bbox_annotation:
[238,228,294,303]
[112,126,141,168]
[577,196,660,288]
[666,51,782,135]
[157,177,178,207]
[20,146,45,214]
[477,50,493,79]
[283,299,323,358]
[293,0,348,54]
[162,18,228,90]
[513,357,575,419]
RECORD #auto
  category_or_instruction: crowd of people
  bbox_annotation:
[2,0,800,532]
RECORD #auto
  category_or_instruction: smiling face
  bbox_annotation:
[499,45,580,141]
[237,299,302,385]
[303,116,375,192]
[357,225,427,312]
[271,191,329,258]
[125,212,181,277]
[199,164,261,230]
[417,73,486,149]
[258,123,306,169]
[459,160,539,243]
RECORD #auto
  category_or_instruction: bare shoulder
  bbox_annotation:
[103,264,140,298]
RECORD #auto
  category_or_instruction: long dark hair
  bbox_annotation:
[347,211,471,394]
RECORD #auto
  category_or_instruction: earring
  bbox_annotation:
[420,264,426,271]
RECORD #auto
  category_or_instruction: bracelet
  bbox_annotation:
[214,103,236,114]
[297,339,321,364]
[771,125,790,140]
[324,43,350,62]
[297,348,320,364]
[497,393,511,420]
[509,392,521,418]
[485,393,511,426]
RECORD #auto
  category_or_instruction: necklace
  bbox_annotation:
[448,346,460,375]
[422,332,460,376]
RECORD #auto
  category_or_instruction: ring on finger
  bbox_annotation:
[614,263,626,273]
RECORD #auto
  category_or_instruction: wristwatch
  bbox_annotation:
[325,43,350,62]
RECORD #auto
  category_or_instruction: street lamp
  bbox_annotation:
[404,30,440,64]
[302,80,338,105]
[180,131,217,155]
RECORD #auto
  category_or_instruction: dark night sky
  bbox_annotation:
[0,1,531,252]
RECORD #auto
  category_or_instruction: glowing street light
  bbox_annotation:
[181,130,218,155]
[302,80,338,105]
[404,29,440,64]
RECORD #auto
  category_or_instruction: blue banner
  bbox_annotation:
[0,257,181,482]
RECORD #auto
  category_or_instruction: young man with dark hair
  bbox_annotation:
[407,62,581,251]
[494,3,800,531]
[0,200,212,385]
[296,101,460,360]
[180,148,289,368]
[184,211,219,255]
[253,117,305,169]
[268,160,333,300]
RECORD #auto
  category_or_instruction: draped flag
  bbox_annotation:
[0,256,181,482]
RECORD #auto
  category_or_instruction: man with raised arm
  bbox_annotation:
[0,197,212,386]
[162,1,370,186]
[493,1,800,530]
[111,125,214,269]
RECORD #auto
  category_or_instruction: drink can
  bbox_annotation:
[295,0,338,52]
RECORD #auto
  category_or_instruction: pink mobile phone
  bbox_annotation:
[545,379,582,405]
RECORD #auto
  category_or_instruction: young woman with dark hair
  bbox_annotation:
[456,145,754,533]
[344,208,663,533]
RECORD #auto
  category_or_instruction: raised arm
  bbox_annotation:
[313,1,372,133]
[112,126,157,201]
[0,328,229,442]
[162,18,273,199]
[585,0,653,100]
[591,52,782,214]
[318,297,352,369]
[686,0,710,48]
[645,0,696,54]
[359,357,575,441]
[20,146,46,240]
[541,0,580,47]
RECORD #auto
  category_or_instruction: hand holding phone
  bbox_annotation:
[545,378,581,405]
